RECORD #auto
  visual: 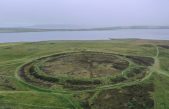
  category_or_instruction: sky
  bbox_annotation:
[0,0,169,27]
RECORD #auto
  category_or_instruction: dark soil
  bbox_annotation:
[126,67,147,79]
[19,62,54,88]
[65,79,101,85]
[158,45,169,49]
[29,66,59,83]
[64,79,102,90]
[111,76,127,84]
[140,44,153,47]
[126,56,154,66]
[90,83,154,109]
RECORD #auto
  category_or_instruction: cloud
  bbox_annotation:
[0,0,169,26]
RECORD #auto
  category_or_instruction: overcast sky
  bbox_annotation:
[0,0,169,27]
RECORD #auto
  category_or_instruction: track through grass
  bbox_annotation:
[0,40,169,109]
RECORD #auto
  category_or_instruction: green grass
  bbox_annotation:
[0,39,169,109]
[0,92,80,109]
[153,73,169,109]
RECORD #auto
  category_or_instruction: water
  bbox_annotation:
[0,29,169,43]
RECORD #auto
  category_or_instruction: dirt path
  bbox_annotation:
[153,46,169,77]
[142,45,160,81]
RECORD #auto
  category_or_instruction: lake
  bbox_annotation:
[0,29,169,43]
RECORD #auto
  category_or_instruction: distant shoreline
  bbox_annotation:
[1,39,169,44]
[0,26,169,33]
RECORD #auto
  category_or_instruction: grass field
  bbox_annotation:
[0,39,169,109]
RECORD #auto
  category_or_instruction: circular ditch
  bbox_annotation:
[18,52,131,90]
